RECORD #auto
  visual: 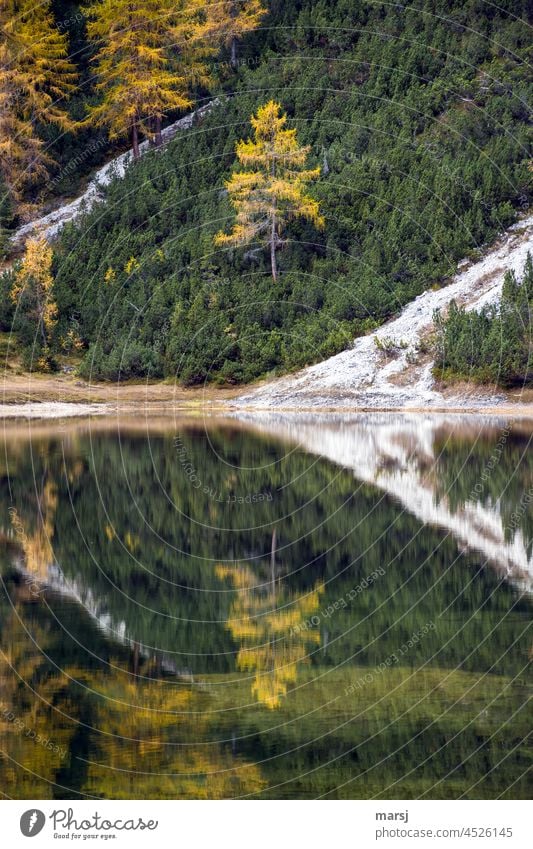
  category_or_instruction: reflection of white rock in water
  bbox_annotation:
[10,555,190,676]
[11,100,218,246]
[236,412,533,593]
[237,215,533,410]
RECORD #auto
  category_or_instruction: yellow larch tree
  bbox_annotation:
[215,101,324,281]
[0,0,76,208]
[11,234,57,365]
[84,0,213,157]
[206,0,267,68]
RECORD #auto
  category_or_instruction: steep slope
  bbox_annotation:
[237,215,533,408]
[47,0,531,384]
[10,102,217,248]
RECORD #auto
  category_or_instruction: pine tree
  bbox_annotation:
[11,234,57,368]
[215,101,324,281]
[84,0,211,157]
[0,173,14,255]
[0,0,76,207]
[206,1,267,68]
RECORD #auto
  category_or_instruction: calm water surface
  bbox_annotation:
[0,414,531,799]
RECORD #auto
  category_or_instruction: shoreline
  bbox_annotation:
[2,366,533,420]
[1,396,533,420]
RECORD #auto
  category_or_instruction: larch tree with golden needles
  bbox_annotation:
[11,235,58,368]
[0,0,76,209]
[216,101,324,281]
[206,0,267,68]
[84,0,212,157]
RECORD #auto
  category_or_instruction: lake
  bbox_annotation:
[0,413,531,799]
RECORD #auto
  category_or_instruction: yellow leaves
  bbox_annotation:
[84,0,209,147]
[124,531,140,553]
[10,233,58,366]
[63,327,84,352]
[218,563,324,709]
[104,524,116,541]
[215,101,324,278]
[125,256,140,275]
[104,267,116,286]
[0,0,76,204]
[205,1,268,50]
[104,524,139,553]
[11,236,54,305]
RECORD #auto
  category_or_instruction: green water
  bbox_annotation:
[0,415,531,799]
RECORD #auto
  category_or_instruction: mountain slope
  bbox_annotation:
[23,0,533,384]
[237,214,533,408]
[9,102,218,247]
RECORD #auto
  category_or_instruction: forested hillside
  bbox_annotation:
[435,252,533,385]
[1,1,531,383]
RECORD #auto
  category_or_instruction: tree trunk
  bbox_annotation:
[132,641,140,675]
[39,315,47,349]
[270,527,277,589]
[230,37,238,69]
[132,121,140,160]
[270,213,278,282]
[154,115,163,147]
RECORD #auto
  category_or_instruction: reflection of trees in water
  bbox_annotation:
[81,671,265,800]
[0,597,264,799]
[0,426,531,681]
[217,543,324,708]
[434,431,533,555]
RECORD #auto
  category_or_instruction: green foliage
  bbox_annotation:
[434,253,533,386]
[49,0,531,383]
[0,173,14,256]
[0,268,14,328]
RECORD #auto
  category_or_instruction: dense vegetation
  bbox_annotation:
[434,253,533,385]
[1,1,532,382]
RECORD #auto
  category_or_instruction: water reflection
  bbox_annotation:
[239,413,533,591]
[217,557,324,709]
[0,415,531,798]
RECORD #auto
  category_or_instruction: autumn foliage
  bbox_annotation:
[11,234,58,368]
[216,101,324,280]
[0,0,76,211]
